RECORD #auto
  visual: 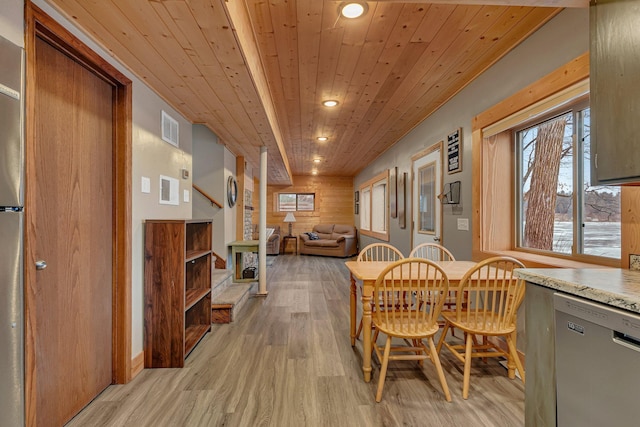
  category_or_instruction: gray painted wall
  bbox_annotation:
[192,124,238,258]
[0,0,23,47]
[354,8,589,260]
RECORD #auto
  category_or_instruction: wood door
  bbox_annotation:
[30,35,113,426]
[412,144,443,248]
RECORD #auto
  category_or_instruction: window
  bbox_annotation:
[474,55,621,267]
[515,102,621,259]
[277,193,315,212]
[418,163,436,233]
[359,170,389,241]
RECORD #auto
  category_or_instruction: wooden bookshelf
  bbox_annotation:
[144,219,213,368]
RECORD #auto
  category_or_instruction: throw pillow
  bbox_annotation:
[266,227,275,239]
[306,232,320,240]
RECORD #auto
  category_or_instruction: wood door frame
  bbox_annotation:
[410,142,444,249]
[24,3,132,424]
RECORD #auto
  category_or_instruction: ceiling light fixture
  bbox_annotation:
[322,100,339,107]
[317,136,328,142]
[312,170,318,175]
[339,2,368,19]
[313,158,321,163]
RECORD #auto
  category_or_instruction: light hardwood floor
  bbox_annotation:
[67,255,524,426]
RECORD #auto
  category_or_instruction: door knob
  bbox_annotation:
[433,237,440,242]
[35,260,47,270]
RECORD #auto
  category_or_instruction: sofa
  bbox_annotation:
[299,224,358,257]
[252,224,281,255]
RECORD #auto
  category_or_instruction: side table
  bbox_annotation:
[281,235,297,255]
[228,240,259,282]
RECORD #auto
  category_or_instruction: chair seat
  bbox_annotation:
[441,311,516,336]
[374,313,440,338]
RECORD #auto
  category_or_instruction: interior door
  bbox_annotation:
[29,35,113,426]
[412,144,443,248]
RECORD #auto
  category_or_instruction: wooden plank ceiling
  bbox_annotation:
[45,0,575,185]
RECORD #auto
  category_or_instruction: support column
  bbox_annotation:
[257,146,268,296]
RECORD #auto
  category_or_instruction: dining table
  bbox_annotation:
[345,259,478,383]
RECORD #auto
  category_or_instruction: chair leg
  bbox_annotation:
[375,336,392,403]
[436,322,450,354]
[428,337,451,402]
[506,335,526,384]
[413,339,424,366]
[462,333,473,400]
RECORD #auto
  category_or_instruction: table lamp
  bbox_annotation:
[283,212,296,236]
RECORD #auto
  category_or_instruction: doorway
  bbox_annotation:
[24,4,132,426]
[412,142,443,248]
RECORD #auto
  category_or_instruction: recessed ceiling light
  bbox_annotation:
[322,100,339,107]
[313,158,321,163]
[317,136,328,142]
[340,2,368,19]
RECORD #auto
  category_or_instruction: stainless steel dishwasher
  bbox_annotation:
[554,293,640,427]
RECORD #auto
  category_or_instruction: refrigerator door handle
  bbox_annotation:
[35,260,47,270]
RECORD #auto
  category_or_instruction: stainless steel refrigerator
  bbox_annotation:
[0,35,25,427]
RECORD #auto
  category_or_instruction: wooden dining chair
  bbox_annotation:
[436,256,526,399]
[409,243,456,261]
[357,242,404,262]
[355,243,404,339]
[371,258,452,403]
[409,243,460,334]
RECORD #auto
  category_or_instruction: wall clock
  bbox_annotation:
[227,175,238,207]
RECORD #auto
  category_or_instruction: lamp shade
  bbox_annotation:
[283,212,296,223]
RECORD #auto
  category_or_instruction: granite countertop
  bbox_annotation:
[515,268,640,314]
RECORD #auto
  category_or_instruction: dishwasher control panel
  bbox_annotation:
[553,293,640,339]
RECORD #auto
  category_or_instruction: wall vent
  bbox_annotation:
[161,110,179,147]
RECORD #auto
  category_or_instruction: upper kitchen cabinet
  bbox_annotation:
[590,0,640,185]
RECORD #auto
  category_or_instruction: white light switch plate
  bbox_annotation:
[183,189,190,203]
[141,176,151,194]
[457,218,469,231]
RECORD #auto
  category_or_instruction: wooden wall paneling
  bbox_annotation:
[481,131,514,253]
[253,176,354,238]
[621,187,640,269]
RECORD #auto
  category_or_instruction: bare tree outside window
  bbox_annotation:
[517,105,620,259]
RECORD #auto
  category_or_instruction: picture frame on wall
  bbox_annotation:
[398,172,406,229]
[355,203,359,215]
[355,190,359,203]
[390,167,398,218]
[447,128,462,174]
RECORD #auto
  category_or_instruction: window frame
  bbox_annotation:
[276,192,316,212]
[512,99,619,260]
[472,53,621,268]
[359,170,390,241]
